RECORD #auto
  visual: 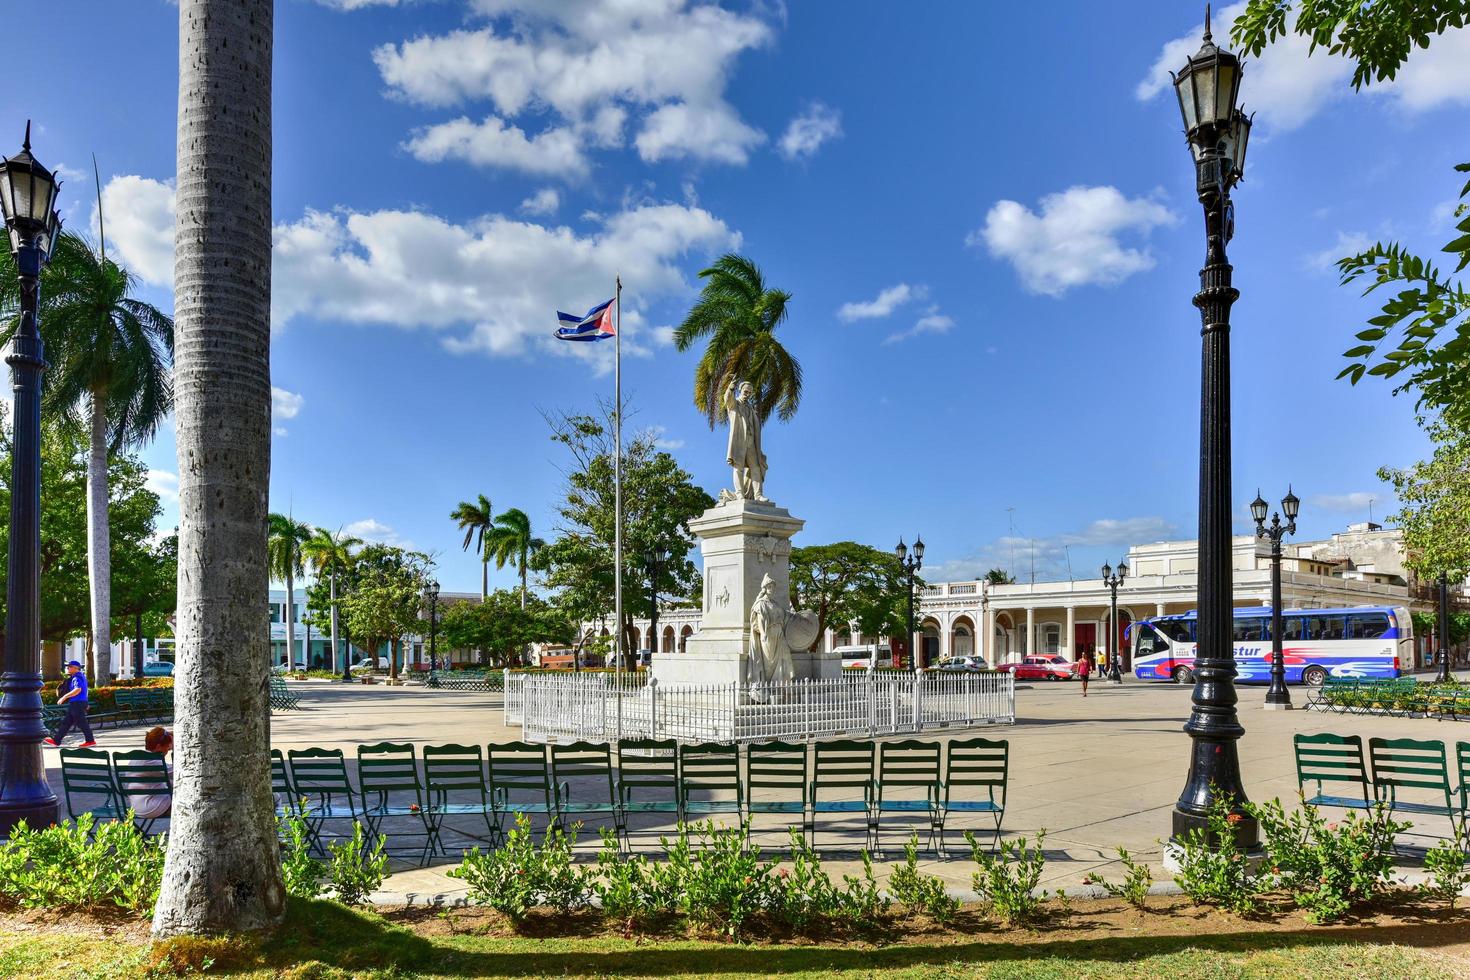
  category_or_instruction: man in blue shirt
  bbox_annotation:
[43,660,97,748]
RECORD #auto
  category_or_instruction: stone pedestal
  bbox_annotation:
[652,498,840,686]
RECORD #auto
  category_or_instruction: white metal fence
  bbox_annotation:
[517,670,1015,744]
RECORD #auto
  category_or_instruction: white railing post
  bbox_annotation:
[913,670,924,731]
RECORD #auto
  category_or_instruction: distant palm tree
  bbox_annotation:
[452,494,494,599]
[3,230,175,682]
[301,527,362,675]
[486,508,546,608]
[267,514,313,668]
[674,252,801,428]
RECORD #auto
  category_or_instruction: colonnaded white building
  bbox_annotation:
[620,522,1466,672]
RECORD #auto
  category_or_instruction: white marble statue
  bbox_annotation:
[723,378,768,502]
[747,574,795,694]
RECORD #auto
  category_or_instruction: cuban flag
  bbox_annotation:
[554,298,616,342]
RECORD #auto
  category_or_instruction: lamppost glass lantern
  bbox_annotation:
[913,536,925,564]
[0,125,61,257]
[895,538,907,561]
[427,579,440,603]
[1250,491,1269,525]
[1118,560,1129,580]
[1222,110,1252,180]
[1170,10,1241,140]
[1101,562,1112,581]
[1281,486,1300,523]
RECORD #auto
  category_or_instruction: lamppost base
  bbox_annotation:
[0,797,58,838]
[1262,700,1293,711]
[1106,676,1123,685]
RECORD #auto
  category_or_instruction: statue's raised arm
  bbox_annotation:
[722,377,768,503]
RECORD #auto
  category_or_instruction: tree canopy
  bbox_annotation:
[438,590,574,666]
[789,542,913,651]
[1378,422,1470,579]
[337,543,433,676]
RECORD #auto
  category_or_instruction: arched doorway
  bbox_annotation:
[662,625,675,653]
[679,625,692,652]
[994,613,1014,664]
[919,617,942,669]
[1103,609,1134,669]
[952,615,976,659]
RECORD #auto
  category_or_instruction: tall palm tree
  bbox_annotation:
[452,494,494,599]
[3,230,175,683]
[301,527,361,676]
[267,514,312,667]
[485,508,545,608]
[674,252,802,428]
[153,0,284,938]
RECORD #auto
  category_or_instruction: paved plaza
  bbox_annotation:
[48,676,1466,903]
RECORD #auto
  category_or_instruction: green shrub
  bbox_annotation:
[1168,794,1265,916]
[887,834,958,925]
[0,813,165,914]
[278,807,325,900]
[1419,824,1470,909]
[658,820,777,940]
[448,814,592,922]
[1083,847,1153,908]
[326,822,388,906]
[593,828,676,929]
[967,830,1047,925]
[833,850,891,927]
[1249,797,1407,923]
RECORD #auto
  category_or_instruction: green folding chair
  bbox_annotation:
[615,737,680,849]
[422,743,494,857]
[271,748,301,819]
[941,737,1008,855]
[58,747,126,827]
[487,741,554,844]
[679,742,743,825]
[745,740,808,835]
[874,739,942,856]
[1293,733,1374,812]
[807,739,875,851]
[1457,741,1470,823]
[358,741,434,865]
[287,747,359,853]
[1369,736,1461,832]
[549,741,618,837]
[112,749,172,836]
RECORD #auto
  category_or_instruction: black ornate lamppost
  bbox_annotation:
[1251,487,1299,710]
[1169,12,1259,850]
[1101,559,1128,684]
[646,545,668,659]
[0,124,62,836]
[1436,573,1453,684]
[425,579,440,670]
[895,536,924,672]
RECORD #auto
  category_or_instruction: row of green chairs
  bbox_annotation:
[1305,677,1419,715]
[268,737,1010,866]
[1294,733,1469,831]
[105,688,174,726]
[57,747,173,835]
[270,677,301,710]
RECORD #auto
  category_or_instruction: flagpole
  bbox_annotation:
[613,274,623,744]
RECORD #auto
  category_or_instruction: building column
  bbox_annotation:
[983,607,996,666]
[1065,605,1076,662]
[823,627,835,653]
[1025,607,1035,660]
[939,615,952,661]
[1156,602,1166,617]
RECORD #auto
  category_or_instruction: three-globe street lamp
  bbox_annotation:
[895,536,924,672]
[1252,487,1300,710]
[425,579,441,671]
[1437,573,1453,684]
[646,545,669,658]
[0,124,63,836]
[1101,559,1129,684]
[1169,12,1259,851]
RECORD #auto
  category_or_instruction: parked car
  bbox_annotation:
[1003,655,1075,681]
[141,661,175,677]
[350,657,390,672]
[272,661,309,674]
[932,655,988,673]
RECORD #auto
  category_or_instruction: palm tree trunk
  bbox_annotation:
[283,567,295,668]
[481,559,488,601]
[85,390,112,683]
[153,0,284,938]
[328,569,339,676]
[520,547,527,609]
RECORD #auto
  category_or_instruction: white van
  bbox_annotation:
[833,644,893,670]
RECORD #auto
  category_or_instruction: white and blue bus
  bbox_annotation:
[1130,605,1412,687]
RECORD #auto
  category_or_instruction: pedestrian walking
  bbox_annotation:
[1076,652,1092,697]
[44,660,97,748]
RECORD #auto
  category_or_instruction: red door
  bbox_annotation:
[1074,623,1096,664]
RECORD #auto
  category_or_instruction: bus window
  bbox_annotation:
[1156,619,1194,642]
[1232,617,1264,641]
[1346,613,1389,639]
[1267,616,1306,641]
[1306,614,1347,640]
[1134,624,1169,657]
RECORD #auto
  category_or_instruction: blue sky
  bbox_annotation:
[14,0,1470,591]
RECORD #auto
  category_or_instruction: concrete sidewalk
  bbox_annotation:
[43,678,1466,904]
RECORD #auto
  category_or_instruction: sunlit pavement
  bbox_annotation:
[45,677,1465,902]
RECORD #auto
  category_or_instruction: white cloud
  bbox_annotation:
[343,517,415,549]
[519,187,561,215]
[883,311,953,345]
[145,469,179,503]
[778,102,842,161]
[1310,491,1382,514]
[1138,3,1470,132]
[926,516,1180,583]
[95,175,176,286]
[837,283,917,322]
[372,1,772,174]
[971,185,1177,297]
[644,424,684,450]
[634,101,765,165]
[405,117,590,176]
[1307,230,1373,272]
[316,0,403,7]
[271,386,304,437]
